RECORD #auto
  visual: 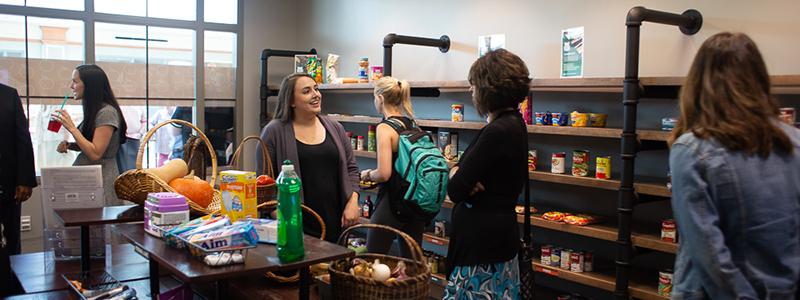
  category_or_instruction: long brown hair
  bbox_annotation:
[669,32,792,157]
[274,73,314,123]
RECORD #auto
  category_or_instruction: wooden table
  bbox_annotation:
[116,223,354,300]
[53,205,143,272]
[10,244,149,294]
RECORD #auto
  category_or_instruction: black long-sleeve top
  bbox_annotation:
[0,83,37,196]
[446,110,527,273]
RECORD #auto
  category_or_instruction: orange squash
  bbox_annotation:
[169,174,214,208]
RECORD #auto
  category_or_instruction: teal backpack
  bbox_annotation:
[383,117,449,222]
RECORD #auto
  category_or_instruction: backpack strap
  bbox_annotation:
[381,116,418,134]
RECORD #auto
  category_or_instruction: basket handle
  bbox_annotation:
[229,136,274,178]
[137,119,218,186]
[337,223,425,264]
[256,200,326,241]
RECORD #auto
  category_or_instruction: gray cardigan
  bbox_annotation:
[256,115,360,209]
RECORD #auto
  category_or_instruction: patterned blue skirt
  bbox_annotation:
[443,255,520,300]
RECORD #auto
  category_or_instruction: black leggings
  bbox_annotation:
[366,197,425,259]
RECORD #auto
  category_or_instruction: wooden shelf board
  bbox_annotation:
[430,273,448,287]
[327,114,381,124]
[533,259,667,300]
[416,119,485,130]
[422,233,449,246]
[353,150,377,158]
[519,215,618,242]
[631,232,678,254]
[528,171,671,197]
[519,215,678,254]
[316,76,800,94]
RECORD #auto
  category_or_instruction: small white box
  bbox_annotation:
[252,219,278,244]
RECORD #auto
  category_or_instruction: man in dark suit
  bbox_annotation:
[1,83,36,296]
[0,82,36,272]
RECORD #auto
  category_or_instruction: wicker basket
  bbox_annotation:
[329,224,430,300]
[256,200,326,283]
[114,119,222,215]
[228,136,276,205]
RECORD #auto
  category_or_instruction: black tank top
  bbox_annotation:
[296,130,342,243]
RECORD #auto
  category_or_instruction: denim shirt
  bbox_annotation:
[669,123,800,300]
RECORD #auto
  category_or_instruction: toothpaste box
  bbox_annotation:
[144,192,189,237]
[251,218,278,244]
[219,170,258,222]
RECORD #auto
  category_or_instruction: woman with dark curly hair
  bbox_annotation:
[444,49,530,299]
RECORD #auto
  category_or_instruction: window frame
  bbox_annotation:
[0,0,244,171]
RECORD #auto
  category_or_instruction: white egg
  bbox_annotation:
[372,263,391,281]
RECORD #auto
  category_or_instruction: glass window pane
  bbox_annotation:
[26,17,83,173]
[204,0,237,24]
[148,26,194,160]
[0,0,24,6]
[148,0,195,21]
[0,14,27,96]
[26,0,84,11]
[95,22,146,99]
[27,17,84,97]
[94,0,146,17]
[204,31,236,166]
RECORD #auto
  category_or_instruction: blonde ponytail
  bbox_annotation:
[374,77,415,118]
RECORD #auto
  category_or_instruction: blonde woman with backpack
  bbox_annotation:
[360,76,427,258]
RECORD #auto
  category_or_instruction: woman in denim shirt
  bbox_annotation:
[669,32,800,299]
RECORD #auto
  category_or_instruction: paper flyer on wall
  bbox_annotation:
[561,26,584,78]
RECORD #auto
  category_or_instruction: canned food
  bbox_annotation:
[535,112,546,125]
[661,219,677,243]
[570,111,588,127]
[570,251,585,273]
[584,251,593,272]
[430,255,439,274]
[541,245,552,265]
[658,269,673,297]
[357,135,365,151]
[589,113,607,127]
[528,150,538,171]
[779,107,796,125]
[596,156,611,179]
[560,249,571,270]
[661,117,678,131]
[551,248,561,267]
[552,152,566,174]
[451,104,464,122]
[572,150,590,177]
[434,220,447,238]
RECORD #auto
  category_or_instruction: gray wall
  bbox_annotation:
[296,0,800,79]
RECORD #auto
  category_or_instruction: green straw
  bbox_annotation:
[59,93,69,109]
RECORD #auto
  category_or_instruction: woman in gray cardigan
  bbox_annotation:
[256,73,361,242]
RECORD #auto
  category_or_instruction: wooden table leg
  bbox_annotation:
[216,280,228,300]
[149,255,160,298]
[80,225,90,273]
[299,266,310,300]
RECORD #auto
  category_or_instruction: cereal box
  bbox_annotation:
[219,170,257,222]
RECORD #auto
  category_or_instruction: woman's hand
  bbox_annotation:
[341,193,361,227]
[449,166,459,179]
[360,169,372,181]
[57,141,69,153]
[52,109,77,132]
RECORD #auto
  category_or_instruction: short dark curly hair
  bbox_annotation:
[468,49,531,116]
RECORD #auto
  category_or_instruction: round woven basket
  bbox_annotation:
[329,224,430,300]
[114,119,221,215]
[256,200,326,283]
[228,136,276,205]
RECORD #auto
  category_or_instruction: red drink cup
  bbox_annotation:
[47,118,62,132]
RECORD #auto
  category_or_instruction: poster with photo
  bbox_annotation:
[479,34,506,56]
[561,26,584,78]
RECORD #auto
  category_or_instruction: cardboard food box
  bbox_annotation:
[219,170,258,222]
